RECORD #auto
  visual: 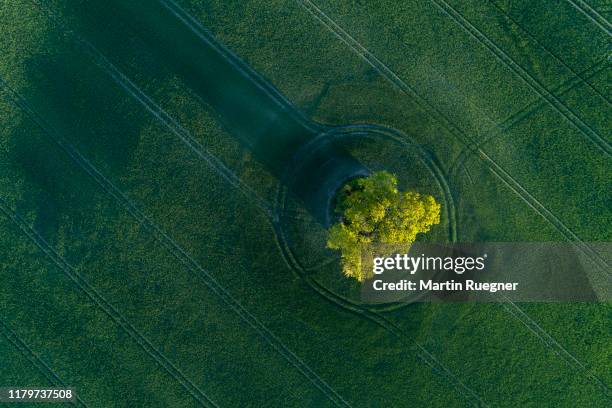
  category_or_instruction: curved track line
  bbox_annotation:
[432,0,611,157]
[0,78,351,408]
[345,124,458,242]
[488,0,611,106]
[275,124,457,276]
[0,200,217,408]
[270,126,484,405]
[271,206,486,407]
[566,0,612,36]
[283,124,458,243]
[0,320,89,408]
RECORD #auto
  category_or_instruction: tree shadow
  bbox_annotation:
[8,50,144,237]
[104,0,368,225]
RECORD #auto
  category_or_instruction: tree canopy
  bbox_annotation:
[327,171,441,282]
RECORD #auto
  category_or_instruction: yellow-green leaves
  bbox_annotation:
[327,171,441,282]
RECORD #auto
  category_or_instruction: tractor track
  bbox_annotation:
[0,319,89,408]
[497,296,612,398]
[450,57,610,179]
[432,0,611,157]
[565,0,612,36]
[487,0,611,105]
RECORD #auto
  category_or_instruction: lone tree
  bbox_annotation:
[327,171,441,282]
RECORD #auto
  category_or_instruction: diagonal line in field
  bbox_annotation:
[0,77,351,408]
[487,0,611,106]
[491,58,610,135]
[157,0,319,134]
[478,148,610,275]
[432,0,611,157]
[497,297,612,397]
[450,57,610,176]
[566,0,612,36]
[296,0,612,396]
[0,320,89,407]
[0,199,218,407]
[31,0,274,218]
[297,0,426,115]
[370,312,488,407]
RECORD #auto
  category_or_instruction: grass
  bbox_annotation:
[0,0,610,407]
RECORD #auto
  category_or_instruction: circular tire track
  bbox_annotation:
[273,124,458,313]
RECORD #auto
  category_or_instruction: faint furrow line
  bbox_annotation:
[297,265,485,407]
[478,148,610,274]
[0,77,351,408]
[32,0,274,218]
[450,57,609,176]
[312,1,501,135]
[296,0,426,110]
[371,313,487,407]
[0,320,89,408]
[566,0,612,36]
[488,0,611,105]
[498,297,611,397]
[493,58,609,133]
[0,202,217,407]
[158,0,320,134]
[432,0,611,157]
[296,0,612,394]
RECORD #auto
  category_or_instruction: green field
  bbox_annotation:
[0,0,610,406]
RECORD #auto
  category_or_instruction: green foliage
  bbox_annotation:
[327,171,441,281]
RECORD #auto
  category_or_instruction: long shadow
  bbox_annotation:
[7,53,142,238]
[104,0,368,224]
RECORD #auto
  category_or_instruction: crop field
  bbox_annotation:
[0,0,610,407]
